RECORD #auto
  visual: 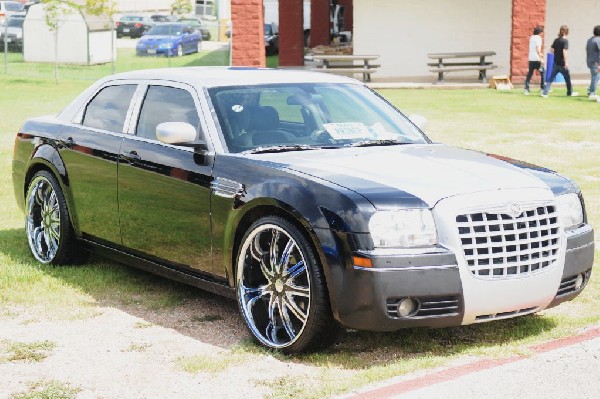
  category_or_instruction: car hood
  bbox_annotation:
[258,144,560,207]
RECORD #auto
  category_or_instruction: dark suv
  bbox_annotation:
[116,15,154,38]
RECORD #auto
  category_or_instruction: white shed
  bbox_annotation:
[24,3,115,65]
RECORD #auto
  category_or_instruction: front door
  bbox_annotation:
[118,83,215,276]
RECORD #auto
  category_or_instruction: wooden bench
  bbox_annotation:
[311,54,380,82]
[427,51,497,83]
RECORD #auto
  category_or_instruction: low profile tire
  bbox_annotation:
[236,216,338,353]
[177,44,183,57]
[25,171,84,265]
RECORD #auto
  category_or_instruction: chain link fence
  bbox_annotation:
[1,16,230,82]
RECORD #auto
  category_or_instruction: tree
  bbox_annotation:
[40,0,116,82]
[171,0,192,16]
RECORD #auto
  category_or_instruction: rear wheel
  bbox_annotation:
[25,171,84,265]
[236,216,337,353]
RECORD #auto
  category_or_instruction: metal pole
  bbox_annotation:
[167,24,171,67]
[4,22,8,74]
[111,19,115,75]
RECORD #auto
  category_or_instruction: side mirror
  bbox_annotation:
[156,122,206,149]
[408,114,428,132]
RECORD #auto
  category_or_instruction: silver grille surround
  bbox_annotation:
[456,203,561,280]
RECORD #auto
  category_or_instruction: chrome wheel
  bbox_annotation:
[177,44,183,57]
[26,176,61,263]
[237,223,311,349]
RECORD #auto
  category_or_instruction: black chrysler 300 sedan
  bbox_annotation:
[12,68,594,353]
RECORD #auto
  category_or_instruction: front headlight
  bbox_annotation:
[369,209,437,248]
[556,193,584,230]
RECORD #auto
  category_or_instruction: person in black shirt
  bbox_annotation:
[542,25,579,97]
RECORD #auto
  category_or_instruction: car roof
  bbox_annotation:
[105,67,362,88]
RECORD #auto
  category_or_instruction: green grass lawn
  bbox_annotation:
[0,70,598,398]
[1,47,229,81]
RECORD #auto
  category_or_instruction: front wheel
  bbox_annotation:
[176,44,183,57]
[236,216,337,353]
[25,171,84,265]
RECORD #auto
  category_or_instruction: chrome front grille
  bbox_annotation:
[456,205,560,279]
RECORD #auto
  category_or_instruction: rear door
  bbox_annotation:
[118,82,216,277]
[57,83,137,244]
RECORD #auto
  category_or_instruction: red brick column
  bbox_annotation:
[279,0,304,66]
[510,0,546,83]
[231,0,265,67]
[310,0,330,47]
[338,0,353,32]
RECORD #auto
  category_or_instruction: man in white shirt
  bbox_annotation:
[524,26,545,95]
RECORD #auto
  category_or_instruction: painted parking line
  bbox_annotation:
[348,326,600,399]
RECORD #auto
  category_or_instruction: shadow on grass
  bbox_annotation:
[0,227,244,349]
[0,227,559,368]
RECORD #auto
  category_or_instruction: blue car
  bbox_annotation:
[136,23,201,57]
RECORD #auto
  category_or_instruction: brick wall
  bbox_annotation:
[510,0,547,83]
[279,0,305,66]
[231,0,265,67]
[310,0,330,47]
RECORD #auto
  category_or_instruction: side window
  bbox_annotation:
[82,85,136,132]
[136,86,200,141]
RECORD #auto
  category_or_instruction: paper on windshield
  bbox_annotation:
[323,123,372,140]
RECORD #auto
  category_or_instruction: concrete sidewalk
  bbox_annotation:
[343,326,600,399]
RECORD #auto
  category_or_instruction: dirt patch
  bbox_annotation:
[0,303,329,398]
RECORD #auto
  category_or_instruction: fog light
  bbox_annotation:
[397,298,417,317]
[575,273,585,290]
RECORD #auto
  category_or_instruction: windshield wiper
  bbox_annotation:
[350,139,408,147]
[242,144,317,154]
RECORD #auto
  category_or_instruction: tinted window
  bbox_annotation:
[136,86,200,141]
[7,17,23,27]
[82,85,136,132]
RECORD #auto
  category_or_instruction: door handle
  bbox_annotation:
[120,150,141,163]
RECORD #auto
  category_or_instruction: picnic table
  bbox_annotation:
[427,51,497,83]
[311,54,380,82]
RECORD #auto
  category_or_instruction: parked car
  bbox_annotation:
[116,15,154,38]
[12,68,594,353]
[0,1,24,26]
[177,16,211,41]
[150,14,177,23]
[0,12,23,51]
[264,22,278,55]
[136,23,201,57]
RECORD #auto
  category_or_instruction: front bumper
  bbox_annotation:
[136,47,176,56]
[333,224,594,331]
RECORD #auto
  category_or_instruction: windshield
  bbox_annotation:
[209,83,429,153]
[264,24,272,35]
[5,3,23,12]
[180,19,201,26]
[121,16,143,22]
[147,24,183,36]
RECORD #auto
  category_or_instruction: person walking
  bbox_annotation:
[542,25,579,97]
[586,25,600,100]
[524,26,545,95]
